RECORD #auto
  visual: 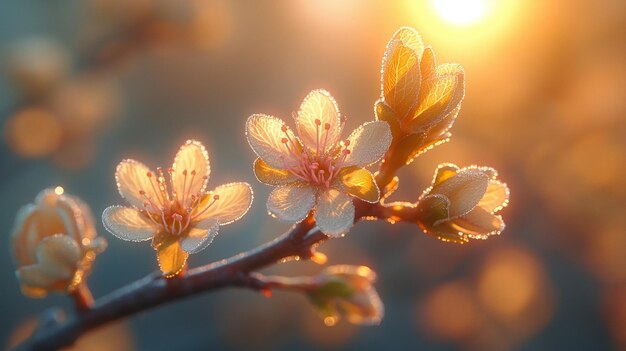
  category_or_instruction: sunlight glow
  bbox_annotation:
[430,0,491,26]
[54,186,64,195]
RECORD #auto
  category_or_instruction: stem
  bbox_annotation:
[11,202,420,351]
[70,283,94,313]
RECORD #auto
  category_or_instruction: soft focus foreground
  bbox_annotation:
[0,1,624,350]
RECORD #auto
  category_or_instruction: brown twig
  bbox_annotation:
[11,201,419,351]
[70,283,94,313]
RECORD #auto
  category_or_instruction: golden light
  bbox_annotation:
[54,186,65,195]
[430,0,492,26]
[4,107,63,159]
[406,0,522,52]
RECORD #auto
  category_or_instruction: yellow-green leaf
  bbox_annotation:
[335,166,380,203]
[254,158,297,185]
[375,99,401,137]
[156,238,188,278]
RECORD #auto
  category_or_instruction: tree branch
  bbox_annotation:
[12,201,419,351]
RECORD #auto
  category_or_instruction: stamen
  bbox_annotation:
[315,119,321,155]
[181,170,188,204]
[190,194,220,220]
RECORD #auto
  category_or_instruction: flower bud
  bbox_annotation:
[11,188,106,298]
[307,265,384,326]
[417,164,509,244]
[377,27,465,166]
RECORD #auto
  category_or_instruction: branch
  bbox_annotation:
[12,201,418,351]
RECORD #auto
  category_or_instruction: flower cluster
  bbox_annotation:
[102,140,253,277]
[246,89,391,236]
[7,26,510,334]
[417,164,509,243]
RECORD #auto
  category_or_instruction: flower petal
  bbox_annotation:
[315,189,355,237]
[17,265,58,291]
[267,185,315,222]
[180,218,219,254]
[102,206,156,242]
[478,179,510,213]
[11,203,39,266]
[431,169,489,217]
[409,63,464,132]
[246,114,300,169]
[449,207,505,238]
[193,182,253,225]
[432,163,460,186]
[36,234,82,281]
[171,140,210,201]
[296,89,342,153]
[344,121,392,167]
[382,35,421,120]
[334,166,379,203]
[342,288,384,326]
[156,238,189,278]
[254,158,298,185]
[115,159,162,209]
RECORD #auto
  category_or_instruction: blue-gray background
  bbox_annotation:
[1,1,625,350]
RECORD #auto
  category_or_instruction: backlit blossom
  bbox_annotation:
[102,140,253,277]
[376,27,465,165]
[11,188,107,298]
[417,164,509,244]
[308,265,384,326]
[246,89,391,236]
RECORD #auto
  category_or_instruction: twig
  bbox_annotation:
[11,201,419,351]
[70,283,94,313]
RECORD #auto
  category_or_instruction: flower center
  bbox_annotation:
[137,167,219,236]
[280,119,351,188]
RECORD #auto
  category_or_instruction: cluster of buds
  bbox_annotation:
[376,27,465,186]
[6,26,509,336]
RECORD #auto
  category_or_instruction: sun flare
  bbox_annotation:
[430,0,492,26]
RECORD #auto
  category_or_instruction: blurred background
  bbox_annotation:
[1,0,625,350]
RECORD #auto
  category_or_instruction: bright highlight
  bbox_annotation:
[430,0,491,26]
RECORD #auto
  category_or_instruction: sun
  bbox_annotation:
[430,0,493,26]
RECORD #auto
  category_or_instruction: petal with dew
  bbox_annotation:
[344,121,392,167]
[171,140,210,200]
[382,38,421,120]
[156,238,189,277]
[11,203,38,265]
[431,169,489,217]
[389,27,424,54]
[254,158,298,185]
[296,89,342,153]
[17,265,58,291]
[315,189,355,237]
[36,235,82,281]
[448,207,505,238]
[246,114,300,169]
[432,163,460,186]
[115,159,163,209]
[409,63,464,132]
[102,206,156,242]
[335,166,379,203]
[193,182,253,225]
[180,218,219,254]
[478,180,510,213]
[374,99,401,137]
[267,185,315,222]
